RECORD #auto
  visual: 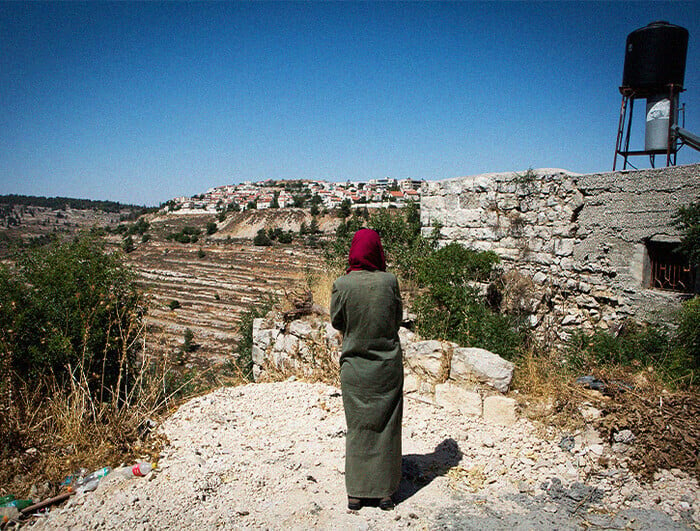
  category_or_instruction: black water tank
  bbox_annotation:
[622,21,689,89]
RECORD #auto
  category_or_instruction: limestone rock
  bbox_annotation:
[403,340,454,383]
[449,347,514,393]
[482,395,518,425]
[434,382,482,416]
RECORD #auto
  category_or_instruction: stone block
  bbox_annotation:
[482,395,517,425]
[434,382,482,416]
[398,327,416,351]
[403,372,419,394]
[288,319,316,339]
[403,340,452,383]
[450,347,514,393]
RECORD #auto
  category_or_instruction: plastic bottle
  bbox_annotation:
[73,467,112,492]
[0,498,33,510]
[121,462,153,477]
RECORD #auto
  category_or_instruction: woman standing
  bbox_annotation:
[330,228,403,511]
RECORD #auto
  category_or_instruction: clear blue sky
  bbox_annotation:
[1,2,698,206]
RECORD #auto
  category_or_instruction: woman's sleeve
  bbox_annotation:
[394,276,403,332]
[330,281,345,332]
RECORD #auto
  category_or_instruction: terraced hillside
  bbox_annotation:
[125,213,327,367]
[0,204,329,367]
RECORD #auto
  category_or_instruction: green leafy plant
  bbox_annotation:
[673,200,700,266]
[122,235,135,253]
[413,243,524,359]
[0,236,144,396]
[253,228,272,246]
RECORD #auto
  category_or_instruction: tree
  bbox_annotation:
[122,235,135,253]
[270,192,280,209]
[338,199,351,219]
[206,221,218,235]
[253,228,272,246]
[247,201,257,210]
[310,217,320,234]
[183,328,196,353]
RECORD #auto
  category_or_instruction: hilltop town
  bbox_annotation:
[163,177,423,213]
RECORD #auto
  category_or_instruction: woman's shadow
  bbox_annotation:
[395,438,463,504]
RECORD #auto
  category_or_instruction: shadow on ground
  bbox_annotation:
[395,438,463,504]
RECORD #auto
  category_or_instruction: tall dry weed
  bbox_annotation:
[306,266,343,312]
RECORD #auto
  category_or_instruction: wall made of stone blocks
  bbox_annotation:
[421,164,700,338]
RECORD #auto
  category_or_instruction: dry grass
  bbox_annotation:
[306,266,343,312]
[0,326,224,502]
[256,335,341,387]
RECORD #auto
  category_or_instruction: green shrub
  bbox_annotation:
[253,228,272,246]
[206,221,218,235]
[565,312,698,387]
[566,321,669,371]
[414,243,523,359]
[122,235,135,253]
[673,200,700,265]
[166,226,202,244]
[183,328,196,353]
[0,236,144,396]
[168,299,181,310]
[671,296,700,381]
[277,231,293,244]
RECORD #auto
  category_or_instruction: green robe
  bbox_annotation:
[331,270,403,498]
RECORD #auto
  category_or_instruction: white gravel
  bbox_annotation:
[30,381,699,530]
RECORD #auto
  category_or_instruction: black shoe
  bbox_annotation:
[379,497,395,511]
[347,497,362,510]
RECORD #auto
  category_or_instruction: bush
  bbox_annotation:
[122,235,135,253]
[206,221,218,235]
[182,328,196,353]
[414,243,524,359]
[169,299,181,310]
[0,236,144,395]
[565,312,698,387]
[671,296,700,382]
[673,201,700,265]
[253,228,272,246]
[167,226,202,244]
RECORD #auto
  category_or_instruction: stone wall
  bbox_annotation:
[421,164,700,337]
[252,314,520,424]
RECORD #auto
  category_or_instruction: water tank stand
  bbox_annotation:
[613,84,683,171]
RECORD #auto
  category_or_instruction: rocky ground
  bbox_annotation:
[29,381,699,530]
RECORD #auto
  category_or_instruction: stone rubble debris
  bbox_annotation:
[29,382,699,530]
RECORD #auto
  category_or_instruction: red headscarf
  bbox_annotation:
[347,228,386,273]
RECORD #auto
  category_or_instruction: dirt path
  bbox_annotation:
[30,382,698,530]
